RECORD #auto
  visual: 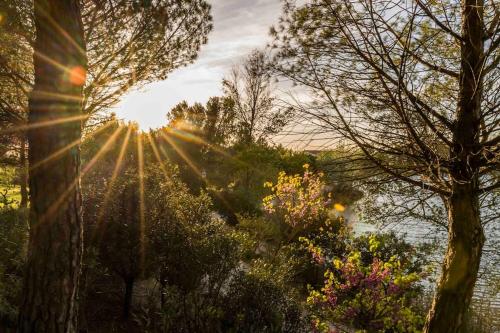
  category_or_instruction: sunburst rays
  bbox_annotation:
[36,4,87,58]
[137,132,146,270]
[147,133,171,180]
[159,131,205,179]
[32,120,250,263]
[165,126,232,159]
[164,126,266,178]
[91,126,133,242]
[37,125,123,226]
[158,129,239,217]
[30,121,114,171]
[0,114,89,135]
[30,90,85,103]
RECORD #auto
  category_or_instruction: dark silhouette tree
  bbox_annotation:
[223,50,291,144]
[168,96,236,146]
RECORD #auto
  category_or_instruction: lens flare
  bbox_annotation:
[334,203,346,212]
[69,66,86,86]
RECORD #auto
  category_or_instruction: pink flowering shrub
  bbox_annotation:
[304,234,426,333]
[262,167,426,332]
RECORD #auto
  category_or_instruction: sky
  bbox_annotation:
[114,0,283,129]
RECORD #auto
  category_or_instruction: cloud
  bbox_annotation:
[115,0,282,129]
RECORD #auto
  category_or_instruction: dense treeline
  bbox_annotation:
[1,116,496,332]
[1,118,433,332]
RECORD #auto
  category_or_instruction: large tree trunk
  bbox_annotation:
[19,135,28,208]
[424,1,485,332]
[18,0,87,332]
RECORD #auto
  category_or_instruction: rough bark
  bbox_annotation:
[424,1,486,332]
[425,185,485,332]
[19,135,28,208]
[18,0,87,332]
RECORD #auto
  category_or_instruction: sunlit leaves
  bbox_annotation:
[263,164,333,230]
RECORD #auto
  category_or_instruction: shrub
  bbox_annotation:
[0,207,27,328]
[221,267,308,333]
[305,234,427,333]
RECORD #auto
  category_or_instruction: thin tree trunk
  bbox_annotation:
[18,0,87,332]
[19,135,28,208]
[123,278,135,320]
[424,1,485,332]
[159,276,167,310]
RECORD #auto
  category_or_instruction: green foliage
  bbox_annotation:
[222,269,307,333]
[351,233,435,277]
[150,119,316,219]
[79,122,308,332]
[256,168,432,332]
[212,143,316,217]
[0,207,27,327]
[152,217,241,332]
[262,164,348,244]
